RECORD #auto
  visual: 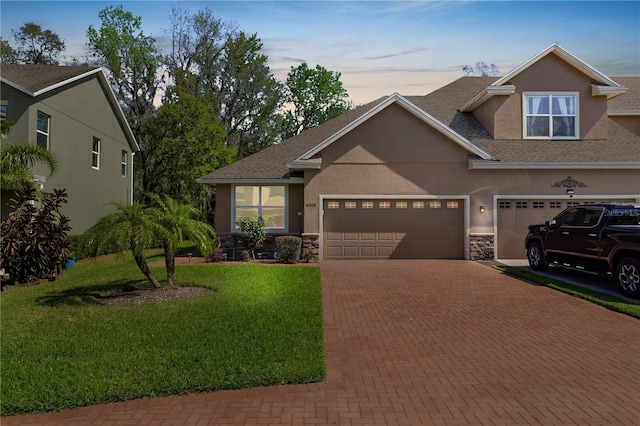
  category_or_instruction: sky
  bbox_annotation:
[1,0,639,105]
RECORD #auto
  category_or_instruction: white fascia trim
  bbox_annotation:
[492,43,621,88]
[591,84,627,98]
[32,68,103,97]
[296,93,495,161]
[196,178,305,185]
[95,69,140,152]
[460,85,516,112]
[608,110,640,116]
[287,159,322,169]
[317,194,471,261]
[469,160,640,170]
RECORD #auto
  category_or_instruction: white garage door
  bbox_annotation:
[496,198,635,259]
[323,199,465,259]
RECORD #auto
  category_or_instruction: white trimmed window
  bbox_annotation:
[37,111,50,149]
[0,101,7,122]
[524,92,578,139]
[234,185,286,230]
[121,150,128,177]
[92,137,101,169]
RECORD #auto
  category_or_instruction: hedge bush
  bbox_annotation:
[275,236,302,264]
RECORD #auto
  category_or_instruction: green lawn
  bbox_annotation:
[493,265,640,319]
[0,252,324,415]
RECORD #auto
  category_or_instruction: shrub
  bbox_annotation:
[0,186,71,284]
[276,236,302,264]
[236,217,266,260]
[207,247,227,262]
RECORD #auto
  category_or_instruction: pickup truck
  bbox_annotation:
[525,204,640,298]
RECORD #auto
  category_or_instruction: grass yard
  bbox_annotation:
[0,252,324,415]
[494,265,640,319]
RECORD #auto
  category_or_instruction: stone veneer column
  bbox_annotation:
[469,234,495,261]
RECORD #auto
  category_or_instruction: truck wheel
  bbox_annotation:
[527,242,547,271]
[616,258,640,298]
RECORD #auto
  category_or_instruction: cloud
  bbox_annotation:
[364,47,429,60]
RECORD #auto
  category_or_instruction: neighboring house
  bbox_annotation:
[198,44,640,261]
[1,64,138,234]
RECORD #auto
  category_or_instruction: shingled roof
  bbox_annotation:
[199,75,640,183]
[1,64,139,152]
[0,64,100,95]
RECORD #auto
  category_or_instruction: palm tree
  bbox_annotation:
[148,195,215,286]
[80,202,164,288]
[1,143,58,189]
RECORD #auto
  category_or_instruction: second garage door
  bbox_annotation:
[496,198,635,259]
[323,199,465,259]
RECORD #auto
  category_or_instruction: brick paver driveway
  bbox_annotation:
[5,260,639,425]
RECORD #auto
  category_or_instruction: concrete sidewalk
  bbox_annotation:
[5,260,640,425]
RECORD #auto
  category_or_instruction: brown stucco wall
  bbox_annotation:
[474,53,609,140]
[215,184,232,233]
[301,102,640,235]
[611,116,640,136]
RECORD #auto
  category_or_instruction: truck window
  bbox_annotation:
[580,208,604,227]
[609,208,640,226]
[554,208,580,226]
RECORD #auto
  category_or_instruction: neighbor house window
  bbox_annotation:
[234,185,285,229]
[121,150,128,177]
[524,92,578,139]
[92,137,101,169]
[0,101,7,122]
[37,111,50,149]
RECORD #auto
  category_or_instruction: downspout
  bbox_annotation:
[130,151,135,205]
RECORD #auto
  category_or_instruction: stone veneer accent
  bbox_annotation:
[217,232,320,261]
[219,233,491,261]
[469,234,495,261]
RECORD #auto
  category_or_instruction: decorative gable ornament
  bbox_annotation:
[551,176,588,189]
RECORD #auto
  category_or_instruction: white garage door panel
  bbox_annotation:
[323,199,464,259]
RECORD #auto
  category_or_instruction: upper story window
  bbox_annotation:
[92,137,101,169]
[121,150,128,177]
[524,92,579,139]
[234,185,286,230]
[37,111,50,149]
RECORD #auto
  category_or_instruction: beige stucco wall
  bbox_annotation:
[1,77,133,234]
[302,103,640,235]
[474,53,609,140]
[611,115,640,136]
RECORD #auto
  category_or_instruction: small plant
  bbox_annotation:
[207,247,227,262]
[275,236,302,264]
[0,186,71,284]
[301,248,316,263]
[236,217,266,260]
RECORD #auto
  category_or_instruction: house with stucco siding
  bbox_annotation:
[198,44,640,261]
[1,64,139,234]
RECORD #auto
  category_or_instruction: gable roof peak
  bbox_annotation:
[460,43,626,111]
[492,43,621,88]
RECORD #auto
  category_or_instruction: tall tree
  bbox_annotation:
[1,143,58,190]
[278,63,353,140]
[87,5,164,200]
[142,85,233,221]
[166,8,283,158]
[11,22,65,64]
[0,38,18,63]
[80,203,163,288]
